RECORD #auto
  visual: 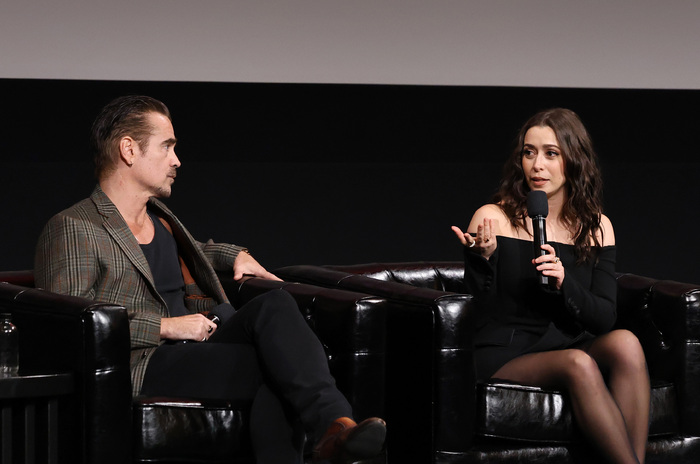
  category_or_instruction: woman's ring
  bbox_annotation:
[484,237,490,243]
[553,257,561,264]
[208,326,213,333]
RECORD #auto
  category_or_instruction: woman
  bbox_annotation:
[451,108,649,464]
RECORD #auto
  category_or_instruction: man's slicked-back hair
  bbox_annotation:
[91,95,171,180]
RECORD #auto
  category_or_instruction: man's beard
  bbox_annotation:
[153,185,172,199]
[153,171,176,198]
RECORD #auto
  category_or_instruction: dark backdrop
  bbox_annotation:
[2,79,698,283]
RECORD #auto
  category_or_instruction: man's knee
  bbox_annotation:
[259,289,298,311]
[248,289,301,320]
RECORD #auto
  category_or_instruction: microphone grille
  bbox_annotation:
[527,190,549,218]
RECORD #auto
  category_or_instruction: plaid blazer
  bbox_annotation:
[34,185,246,395]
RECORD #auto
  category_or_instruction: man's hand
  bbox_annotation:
[233,250,282,281]
[161,313,217,342]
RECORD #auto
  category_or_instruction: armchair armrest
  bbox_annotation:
[274,264,477,460]
[0,282,132,464]
[0,270,35,288]
[616,274,700,435]
[652,279,700,435]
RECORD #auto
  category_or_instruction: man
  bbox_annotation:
[35,95,386,463]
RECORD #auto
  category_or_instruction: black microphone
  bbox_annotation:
[527,190,549,287]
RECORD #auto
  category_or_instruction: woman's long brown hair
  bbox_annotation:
[493,108,604,263]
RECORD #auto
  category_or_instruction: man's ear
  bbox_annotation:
[119,136,136,167]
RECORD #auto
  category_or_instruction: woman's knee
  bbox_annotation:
[562,349,601,385]
[592,329,647,374]
[613,330,646,370]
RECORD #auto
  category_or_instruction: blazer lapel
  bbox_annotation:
[90,186,157,290]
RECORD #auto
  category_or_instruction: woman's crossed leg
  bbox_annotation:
[492,329,649,464]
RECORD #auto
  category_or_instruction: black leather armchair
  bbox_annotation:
[275,262,700,464]
[0,270,388,464]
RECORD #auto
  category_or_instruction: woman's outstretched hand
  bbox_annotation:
[451,218,499,259]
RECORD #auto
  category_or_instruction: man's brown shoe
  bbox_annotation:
[312,417,386,463]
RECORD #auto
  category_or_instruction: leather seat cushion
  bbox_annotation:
[476,379,677,443]
[132,397,254,463]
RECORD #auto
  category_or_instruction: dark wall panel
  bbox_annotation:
[1,79,698,283]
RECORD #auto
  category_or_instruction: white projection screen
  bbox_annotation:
[1,0,700,89]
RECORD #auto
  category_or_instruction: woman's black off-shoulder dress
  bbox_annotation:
[463,236,617,380]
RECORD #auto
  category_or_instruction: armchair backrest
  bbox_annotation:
[325,262,465,293]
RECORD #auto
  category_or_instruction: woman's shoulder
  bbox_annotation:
[469,204,508,223]
[598,213,615,247]
[468,203,517,236]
